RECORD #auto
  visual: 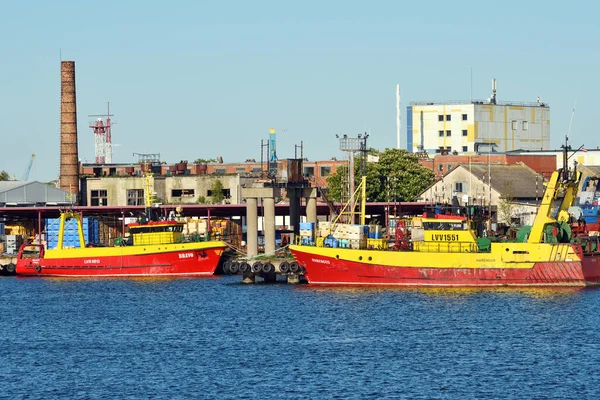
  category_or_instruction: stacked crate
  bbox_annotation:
[332,224,348,248]
[348,225,368,249]
[299,222,315,246]
[5,234,23,254]
[45,217,100,249]
[367,224,386,249]
[318,221,332,238]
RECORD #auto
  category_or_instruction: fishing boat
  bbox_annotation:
[290,146,600,287]
[15,211,227,277]
[15,175,227,277]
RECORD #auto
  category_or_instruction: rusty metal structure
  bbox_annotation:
[59,61,80,201]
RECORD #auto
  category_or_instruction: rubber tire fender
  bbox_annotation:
[262,262,274,274]
[251,261,263,274]
[289,261,300,273]
[239,262,250,274]
[279,261,290,274]
[229,261,240,274]
[222,260,232,274]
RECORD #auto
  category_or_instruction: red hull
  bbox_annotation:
[291,250,600,287]
[16,248,224,277]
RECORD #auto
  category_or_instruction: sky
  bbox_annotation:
[1,0,598,182]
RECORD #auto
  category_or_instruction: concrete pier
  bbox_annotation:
[246,197,258,257]
[263,197,275,255]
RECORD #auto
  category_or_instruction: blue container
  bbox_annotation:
[373,232,382,239]
[324,237,340,248]
[45,217,91,249]
[299,222,315,230]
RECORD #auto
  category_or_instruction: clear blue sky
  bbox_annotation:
[1,0,598,182]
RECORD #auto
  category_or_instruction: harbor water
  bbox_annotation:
[1,276,600,399]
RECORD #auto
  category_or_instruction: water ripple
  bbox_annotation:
[1,276,599,399]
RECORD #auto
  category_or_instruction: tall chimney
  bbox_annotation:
[59,61,80,200]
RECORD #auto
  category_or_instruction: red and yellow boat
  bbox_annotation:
[15,211,227,277]
[290,156,600,287]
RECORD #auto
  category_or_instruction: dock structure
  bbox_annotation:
[242,185,318,258]
[221,257,306,284]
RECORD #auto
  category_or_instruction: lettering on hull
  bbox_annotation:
[431,234,459,241]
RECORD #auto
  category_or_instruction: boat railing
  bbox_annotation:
[413,241,479,253]
[16,242,45,259]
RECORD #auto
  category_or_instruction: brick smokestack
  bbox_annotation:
[59,61,80,200]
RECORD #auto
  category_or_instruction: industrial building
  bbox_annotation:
[0,181,72,207]
[406,80,550,154]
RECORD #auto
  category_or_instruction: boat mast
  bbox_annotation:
[527,137,581,244]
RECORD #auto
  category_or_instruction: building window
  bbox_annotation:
[207,188,231,199]
[438,146,444,153]
[127,189,144,206]
[511,120,517,130]
[462,114,467,121]
[214,168,226,174]
[438,115,444,122]
[91,189,108,206]
[454,182,465,192]
[320,166,331,177]
[446,115,451,121]
[172,189,195,198]
[523,121,528,130]
[462,129,467,136]
[304,166,315,176]
[446,146,451,151]
[439,130,444,137]
[447,165,452,171]
[438,164,444,172]
[446,130,451,137]
[462,146,468,152]
[251,167,263,173]
[235,167,246,174]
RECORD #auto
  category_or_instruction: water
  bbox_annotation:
[2,276,600,399]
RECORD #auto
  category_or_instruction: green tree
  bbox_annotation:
[0,170,9,181]
[326,148,435,202]
[210,179,225,204]
[194,158,217,164]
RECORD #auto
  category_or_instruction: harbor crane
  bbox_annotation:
[21,153,35,181]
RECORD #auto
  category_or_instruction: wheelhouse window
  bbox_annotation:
[91,189,108,206]
[423,221,465,230]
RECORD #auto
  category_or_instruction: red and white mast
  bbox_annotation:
[88,102,114,164]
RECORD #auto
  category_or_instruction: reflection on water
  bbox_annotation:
[300,284,588,300]
[2,275,600,399]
